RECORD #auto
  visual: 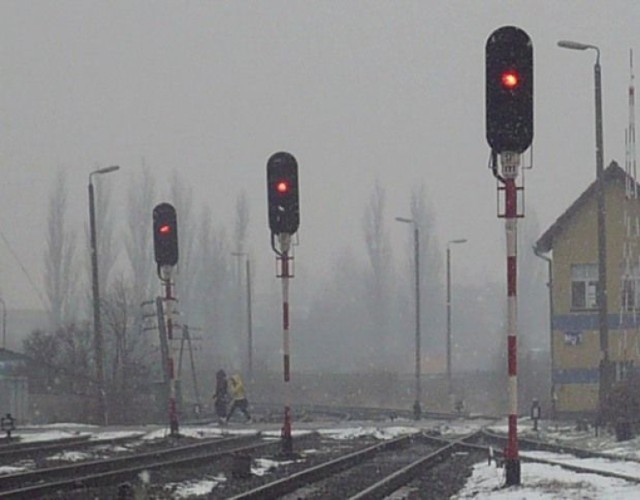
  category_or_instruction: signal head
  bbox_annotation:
[267,152,300,235]
[153,203,179,266]
[485,26,533,154]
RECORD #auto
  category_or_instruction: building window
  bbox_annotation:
[615,361,634,382]
[623,279,634,310]
[571,264,598,310]
[622,265,640,311]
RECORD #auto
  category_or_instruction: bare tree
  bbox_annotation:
[44,171,78,329]
[22,329,61,392]
[192,207,234,364]
[231,191,250,362]
[170,172,197,322]
[124,163,156,306]
[362,180,394,367]
[23,323,93,399]
[102,276,155,423]
[234,190,250,253]
[301,247,371,371]
[409,184,445,358]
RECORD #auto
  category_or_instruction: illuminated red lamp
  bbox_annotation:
[159,224,172,235]
[276,180,290,194]
[501,70,519,89]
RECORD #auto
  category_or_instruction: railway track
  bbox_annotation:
[475,428,640,484]
[219,427,640,498]
[251,402,481,423]
[0,407,498,498]
[5,410,638,498]
[0,432,265,499]
[221,431,482,500]
[0,433,145,463]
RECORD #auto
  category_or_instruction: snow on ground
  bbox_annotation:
[46,450,92,462]
[12,428,89,443]
[262,428,315,439]
[454,460,640,499]
[6,418,640,498]
[163,477,223,499]
[317,424,419,440]
[13,423,146,443]
[0,463,32,475]
[252,456,303,476]
[522,450,640,478]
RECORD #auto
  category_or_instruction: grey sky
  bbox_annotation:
[0,1,639,310]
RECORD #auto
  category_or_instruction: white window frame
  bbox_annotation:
[571,263,598,310]
[622,264,640,311]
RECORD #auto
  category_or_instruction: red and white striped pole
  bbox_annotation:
[502,152,520,485]
[279,233,293,455]
[163,271,179,436]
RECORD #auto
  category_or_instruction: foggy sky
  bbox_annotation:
[0,1,639,312]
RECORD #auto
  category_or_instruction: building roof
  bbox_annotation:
[0,348,30,363]
[535,161,629,253]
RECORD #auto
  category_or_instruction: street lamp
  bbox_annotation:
[89,165,120,425]
[446,238,467,398]
[395,217,421,419]
[558,40,610,409]
[231,252,254,379]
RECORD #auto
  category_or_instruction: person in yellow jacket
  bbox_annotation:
[226,374,251,422]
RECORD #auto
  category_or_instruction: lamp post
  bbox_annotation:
[89,165,120,425]
[396,217,421,419]
[558,40,610,409]
[231,251,253,379]
[446,238,467,398]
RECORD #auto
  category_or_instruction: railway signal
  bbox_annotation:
[266,151,300,457]
[152,202,180,436]
[153,203,179,268]
[267,152,300,235]
[485,25,534,488]
[486,25,533,154]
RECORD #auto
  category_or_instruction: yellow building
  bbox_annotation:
[535,161,640,415]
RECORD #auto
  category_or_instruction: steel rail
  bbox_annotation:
[482,428,640,463]
[228,433,417,500]
[464,429,640,485]
[519,452,640,484]
[0,433,144,462]
[0,435,91,452]
[0,433,264,498]
[348,432,481,500]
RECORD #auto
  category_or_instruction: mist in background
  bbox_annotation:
[0,2,638,376]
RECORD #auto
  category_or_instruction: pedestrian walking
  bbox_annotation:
[212,369,229,424]
[226,374,251,423]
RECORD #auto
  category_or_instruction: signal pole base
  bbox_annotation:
[281,405,293,456]
[169,398,180,437]
[504,458,521,486]
[413,400,422,420]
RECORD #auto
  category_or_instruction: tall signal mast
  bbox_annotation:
[626,49,637,197]
[618,49,638,370]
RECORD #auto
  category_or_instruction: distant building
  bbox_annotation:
[0,348,29,423]
[535,161,640,415]
[3,309,49,353]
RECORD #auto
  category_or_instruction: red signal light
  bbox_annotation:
[501,70,519,89]
[276,180,289,194]
[159,224,172,235]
